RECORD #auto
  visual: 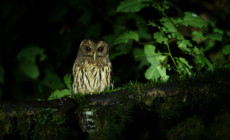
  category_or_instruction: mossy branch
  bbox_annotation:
[0,68,229,139]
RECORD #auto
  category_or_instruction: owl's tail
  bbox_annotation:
[78,108,96,133]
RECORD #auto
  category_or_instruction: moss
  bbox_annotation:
[16,110,33,139]
[0,110,13,137]
[32,108,68,140]
[166,115,205,140]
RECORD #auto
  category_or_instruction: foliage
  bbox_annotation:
[0,0,229,100]
[48,74,71,100]
[113,0,230,81]
[16,46,47,79]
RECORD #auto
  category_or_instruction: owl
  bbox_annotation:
[71,39,113,133]
[72,39,113,95]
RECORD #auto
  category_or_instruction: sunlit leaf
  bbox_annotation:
[192,31,205,41]
[176,57,193,75]
[64,74,71,89]
[48,89,71,100]
[144,44,169,81]
[160,19,177,33]
[145,65,169,81]
[177,39,192,52]
[153,32,168,44]
[113,31,139,45]
[181,12,208,28]
[0,65,4,83]
[197,54,214,70]
[117,0,151,13]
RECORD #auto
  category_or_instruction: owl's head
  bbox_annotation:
[78,39,109,60]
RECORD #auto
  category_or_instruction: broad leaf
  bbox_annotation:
[181,12,208,28]
[133,48,148,68]
[153,32,168,44]
[110,44,130,59]
[197,54,214,70]
[64,74,71,89]
[222,45,230,55]
[192,31,205,41]
[205,32,223,41]
[144,44,169,81]
[113,31,139,45]
[19,63,39,79]
[17,46,47,63]
[145,65,169,81]
[48,89,71,100]
[17,46,47,79]
[117,0,151,13]
[160,19,177,33]
[177,39,192,52]
[176,57,193,75]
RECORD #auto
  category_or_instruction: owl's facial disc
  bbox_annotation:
[79,39,108,61]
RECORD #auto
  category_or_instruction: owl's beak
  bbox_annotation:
[93,51,96,60]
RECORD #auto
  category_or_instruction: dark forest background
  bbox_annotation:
[0,0,230,101]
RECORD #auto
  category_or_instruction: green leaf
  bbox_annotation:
[113,31,139,45]
[17,46,47,79]
[153,32,168,44]
[148,21,157,27]
[19,63,39,79]
[192,31,205,41]
[0,65,4,83]
[222,45,230,55]
[48,89,71,100]
[226,31,230,37]
[176,57,193,75]
[151,1,171,11]
[160,19,177,33]
[145,65,169,81]
[181,12,208,28]
[17,46,47,63]
[205,32,223,41]
[133,48,148,68]
[197,54,214,70]
[64,74,71,89]
[110,44,130,59]
[144,44,169,81]
[177,39,192,52]
[117,0,151,13]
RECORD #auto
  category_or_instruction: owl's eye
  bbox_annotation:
[86,47,92,52]
[97,47,104,52]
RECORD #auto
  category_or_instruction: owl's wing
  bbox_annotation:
[71,73,74,95]
[110,65,114,90]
